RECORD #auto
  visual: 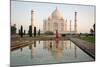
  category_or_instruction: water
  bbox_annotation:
[10,40,94,66]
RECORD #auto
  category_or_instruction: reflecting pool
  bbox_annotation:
[10,40,94,66]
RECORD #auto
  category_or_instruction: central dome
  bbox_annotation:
[52,7,63,19]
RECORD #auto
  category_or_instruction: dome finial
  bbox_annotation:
[56,6,58,10]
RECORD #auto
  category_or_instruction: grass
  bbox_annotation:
[80,35,95,43]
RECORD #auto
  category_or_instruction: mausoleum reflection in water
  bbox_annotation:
[43,40,72,60]
[29,40,73,59]
[11,40,94,66]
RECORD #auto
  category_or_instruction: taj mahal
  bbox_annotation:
[31,7,77,34]
[43,7,67,33]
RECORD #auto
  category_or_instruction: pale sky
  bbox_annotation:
[11,0,95,33]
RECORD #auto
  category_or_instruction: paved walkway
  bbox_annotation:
[70,38,95,59]
[11,37,34,51]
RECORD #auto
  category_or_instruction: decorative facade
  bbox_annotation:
[43,7,67,33]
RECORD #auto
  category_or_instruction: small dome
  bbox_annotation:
[52,7,63,19]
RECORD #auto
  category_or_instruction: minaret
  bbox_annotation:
[74,12,77,33]
[65,19,67,32]
[31,9,35,32]
[70,20,72,33]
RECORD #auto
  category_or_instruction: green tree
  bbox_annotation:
[28,25,32,37]
[20,25,23,37]
[11,24,16,35]
[34,26,36,37]
[90,28,94,34]
[38,29,40,36]
[93,24,95,33]
[24,30,26,35]
[18,29,21,36]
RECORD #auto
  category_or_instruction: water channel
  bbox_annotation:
[10,40,94,66]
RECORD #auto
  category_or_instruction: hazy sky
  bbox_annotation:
[11,0,95,33]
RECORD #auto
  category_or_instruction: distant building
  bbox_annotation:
[43,7,67,34]
[11,24,16,35]
[43,7,78,34]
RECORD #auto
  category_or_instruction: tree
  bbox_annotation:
[24,30,26,35]
[11,24,17,35]
[28,25,32,37]
[34,26,36,37]
[90,28,94,34]
[20,25,23,37]
[18,29,21,36]
[38,29,40,36]
[90,24,95,36]
[93,24,95,33]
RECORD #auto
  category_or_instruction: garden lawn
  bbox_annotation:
[80,35,95,43]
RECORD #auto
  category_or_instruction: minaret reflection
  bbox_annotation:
[34,41,36,48]
[70,40,71,49]
[38,40,40,44]
[74,44,77,58]
[29,41,36,59]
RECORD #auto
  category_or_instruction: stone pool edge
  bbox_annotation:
[70,38,95,59]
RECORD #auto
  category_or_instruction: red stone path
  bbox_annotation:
[70,38,95,59]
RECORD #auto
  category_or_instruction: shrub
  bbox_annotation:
[61,34,66,37]
[45,31,54,35]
